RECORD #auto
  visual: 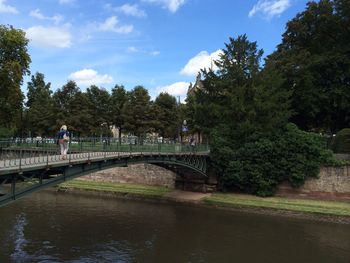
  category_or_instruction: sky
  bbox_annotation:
[1,0,310,101]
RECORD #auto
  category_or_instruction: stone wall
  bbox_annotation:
[277,166,350,200]
[78,163,217,192]
[78,163,350,200]
[78,164,176,188]
[335,154,350,161]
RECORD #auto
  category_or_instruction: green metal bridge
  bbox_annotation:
[0,139,210,207]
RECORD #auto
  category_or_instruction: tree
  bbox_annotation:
[68,91,94,137]
[86,85,111,136]
[196,35,289,145]
[25,72,55,136]
[191,35,312,196]
[122,86,152,139]
[266,0,350,133]
[153,92,178,139]
[183,79,222,140]
[110,85,127,143]
[0,25,31,135]
[197,34,337,196]
[53,80,85,135]
[214,123,335,196]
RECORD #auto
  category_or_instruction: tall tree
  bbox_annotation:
[122,86,152,139]
[53,80,82,134]
[192,35,294,196]
[266,0,350,133]
[153,92,178,139]
[110,85,127,142]
[193,35,289,145]
[69,91,94,137]
[86,85,111,136]
[25,72,55,136]
[0,25,31,135]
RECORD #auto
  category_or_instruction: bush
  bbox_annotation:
[0,126,14,138]
[330,128,350,153]
[211,123,337,196]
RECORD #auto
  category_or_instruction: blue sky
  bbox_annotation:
[1,0,310,100]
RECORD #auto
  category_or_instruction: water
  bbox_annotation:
[0,191,349,263]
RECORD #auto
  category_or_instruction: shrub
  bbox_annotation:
[330,128,350,153]
[0,126,14,138]
[211,123,337,196]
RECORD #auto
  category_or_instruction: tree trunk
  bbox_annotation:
[118,127,122,145]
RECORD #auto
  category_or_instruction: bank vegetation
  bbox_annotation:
[58,180,350,218]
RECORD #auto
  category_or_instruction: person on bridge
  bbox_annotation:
[57,125,70,160]
[190,137,196,152]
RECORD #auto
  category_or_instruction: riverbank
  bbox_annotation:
[58,180,350,223]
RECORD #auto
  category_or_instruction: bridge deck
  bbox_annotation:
[0,142,210,207]
[0,151,209,176]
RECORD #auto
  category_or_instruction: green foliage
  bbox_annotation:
[331,128,350,153]
[53,80,94,136]
[192,34,338,197]
[190,35,291,144]
[266,0,350,133]
[86,85,111,136]
[68,92,94,137]
[212,123,336,196]
[23,79,181,139]
[0,25,31,130]
[188,35,267,138]
[110,85,127,141]
[0,126,14,138]
[122,86,153,138]
[25,72,55,136]
[153,92,179,139]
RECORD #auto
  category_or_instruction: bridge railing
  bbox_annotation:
[0,138,210,169]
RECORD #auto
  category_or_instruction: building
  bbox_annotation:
[186,72,206,144]
[187,72,204,96]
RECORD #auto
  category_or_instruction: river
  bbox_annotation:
[0,191,349,263]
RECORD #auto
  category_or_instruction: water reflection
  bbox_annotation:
[10,213,30,263]
[0,191,349,263]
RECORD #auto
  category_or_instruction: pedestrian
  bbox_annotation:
[57,125,70,160]
[190,137,196,152]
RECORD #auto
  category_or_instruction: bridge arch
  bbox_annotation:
[0,153,209,207]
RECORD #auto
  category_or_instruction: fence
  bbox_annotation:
[0,137,210,169]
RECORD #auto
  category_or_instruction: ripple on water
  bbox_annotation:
[10,213,31,263]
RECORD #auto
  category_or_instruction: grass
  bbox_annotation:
[204,193,350,217]
[58,181,350,217]
[59,180,171,198]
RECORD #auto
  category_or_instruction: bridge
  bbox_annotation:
[0,139,210,207]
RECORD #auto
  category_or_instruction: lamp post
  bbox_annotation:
[182,119,188,144]
[177,96,181,143]
[100,122,107,142]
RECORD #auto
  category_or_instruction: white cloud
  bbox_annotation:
[118,4,146,18]
[0,0,18,14]
[29,9,63,24]
[249,0,291,19]
[97,16,133,34]
[157,82,189,98]
[127,46,138,53]
[150,51,160,56]
[127,47,160,55]
[69,69,113,87]
[26,26,72,48]
[180,50,222,76]
[59,0,74,4]
[141,0,186,13]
